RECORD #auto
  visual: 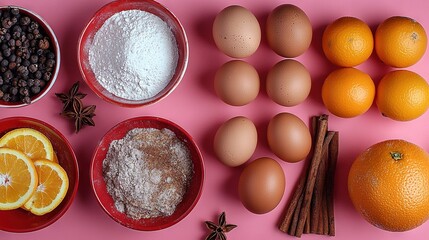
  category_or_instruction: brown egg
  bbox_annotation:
[213,5,261,58]
[214,60,260,106]
[213,116,257,167]
[267,112,312,163]
[266,59,311,107]
[266,4,312,57]
[238,157,285,214]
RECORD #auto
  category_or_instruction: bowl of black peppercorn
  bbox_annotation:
[0,6,60,107]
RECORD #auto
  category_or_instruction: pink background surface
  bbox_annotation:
[2,0,429,239]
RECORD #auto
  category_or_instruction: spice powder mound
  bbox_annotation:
[102,128,194,219]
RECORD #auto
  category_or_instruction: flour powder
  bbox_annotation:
[88,10,179,100]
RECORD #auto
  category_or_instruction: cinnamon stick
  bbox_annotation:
[304,211,311,234]
[289,191,304,236]
[295,115,329,237]
[279,167,307,233]
[278,114,338,238]
[310,131,334,234]
[326,132,339,236]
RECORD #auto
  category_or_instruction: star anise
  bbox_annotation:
[205,212,237,240]
[55,81,87,111]
[61,98,96,133]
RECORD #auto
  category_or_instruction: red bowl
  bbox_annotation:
[0,117,79,232]
[91,116,204,230]
[78,0,189,107]
[0,6,61,108]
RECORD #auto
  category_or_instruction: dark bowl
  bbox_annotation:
[90,116,204,230]
[0,117,79,232]
[78,0,189,107]
[0,6,60,108]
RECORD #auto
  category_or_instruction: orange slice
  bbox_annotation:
[23,159,69,215]
[0,128,55,161]
[0,148,38,210]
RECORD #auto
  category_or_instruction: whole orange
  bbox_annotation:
[376,70,429,121]
[322,67,375,118]
[375,16,427,68]
[348,139,429,232]
[322,17,374,67]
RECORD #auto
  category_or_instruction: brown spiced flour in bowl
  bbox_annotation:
[90,117,204,230]
[103,128,193,219]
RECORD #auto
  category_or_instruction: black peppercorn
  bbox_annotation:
[22,96,31,104]
[43,72,51,81]
[19,86,29,96]
[4,32,11,41]
[27,32,34,40]
[46,59,55,68]
[2,18,13,29]
[28,63,38,73]
[34,70,42,79]
[8,54,16,62]
[8,38,15,47]
[10,8,20,16]
[1,59,8,67]
[20,16,31,26]
[12,25,21,33]
[8,62,16,70]
[2,92,11,101]
[18,79,27,87]
[26,78,35,86]
[9,86,18,95]
[2,48,11,57]
[3,70,12,80]
[0,7,56,103]
[39,80,46,88]
[30,54,38,63]
[15,39,21,47]
[22,59,30,67]
[1,84,9,92]
[46,51,55,59]
[12,31,21,39]
[30,85,40,94]
[36,48,43,56]
[29,21,38,30]
[38,38,49,50]
[10,17,18,25]
[16,65,29,77]
[38,55,46,64]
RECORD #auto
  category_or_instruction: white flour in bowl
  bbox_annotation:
[88,10,179,100]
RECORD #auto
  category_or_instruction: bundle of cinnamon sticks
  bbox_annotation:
[279,114,338,237]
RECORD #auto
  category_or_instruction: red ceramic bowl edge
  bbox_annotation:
[90,116,204,231]
[77,0,189,108]
[0,117,79,232]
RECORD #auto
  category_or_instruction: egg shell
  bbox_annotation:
[213,116,257,167]
[266,4,312,58]
[214,60,260,106]
[238,157,286,214]
[212,5,261,58]
[267,112,312,163]
[266,59,311,107]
